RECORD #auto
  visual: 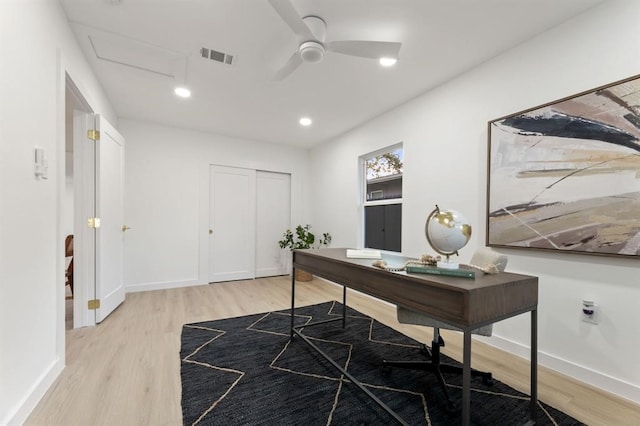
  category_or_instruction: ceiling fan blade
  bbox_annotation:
[267,0,314,40]
[273,51,303,81]
[326,40,401,59]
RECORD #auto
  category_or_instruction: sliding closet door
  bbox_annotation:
[255,171,291,277]
[208,165,256,282]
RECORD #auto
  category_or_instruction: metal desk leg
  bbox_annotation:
[290,266,296,340]
[530,308,538,422]
[462,330,471,426]
[342,286,347,328]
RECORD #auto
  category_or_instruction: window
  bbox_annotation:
[361,144,403,252]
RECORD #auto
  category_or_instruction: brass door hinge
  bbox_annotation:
[87,129,100,141]
[88,217,101,228]
[88,299,101,310]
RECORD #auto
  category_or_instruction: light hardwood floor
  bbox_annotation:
[28,276,640,425]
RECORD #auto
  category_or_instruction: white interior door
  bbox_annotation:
[209,165,256,282]
[256,171,291,277]
[73,111,97,328]
[95,115,125,322]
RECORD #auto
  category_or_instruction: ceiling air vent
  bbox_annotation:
[200,47,234,65]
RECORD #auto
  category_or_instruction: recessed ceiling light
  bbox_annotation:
[174,86,191,98]
[299,117,312,126]
[379,57,397,67]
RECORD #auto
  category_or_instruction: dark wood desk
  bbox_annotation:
[291,248,539,425]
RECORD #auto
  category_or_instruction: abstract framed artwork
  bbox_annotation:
[486,74,640,258]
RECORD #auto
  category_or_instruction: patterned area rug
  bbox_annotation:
[180,301,583,425]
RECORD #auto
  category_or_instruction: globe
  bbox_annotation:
[425,205,472,269]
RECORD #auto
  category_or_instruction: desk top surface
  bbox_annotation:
[293,248,538,328]
[295,247,535,289]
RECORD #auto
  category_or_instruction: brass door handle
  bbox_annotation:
[209,229,213,235]
[122,225,131,232]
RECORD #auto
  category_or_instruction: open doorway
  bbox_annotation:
[64,75,92,329]
[64,74,97,330]
[64,73,126,329]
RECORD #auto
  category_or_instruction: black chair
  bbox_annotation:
[382,247,508,410]
[65,234,74,296]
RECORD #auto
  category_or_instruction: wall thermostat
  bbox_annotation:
[34,147,48,180]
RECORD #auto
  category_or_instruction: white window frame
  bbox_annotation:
[359,143,403,251]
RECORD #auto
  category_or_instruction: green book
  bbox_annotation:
[406,265,475,279]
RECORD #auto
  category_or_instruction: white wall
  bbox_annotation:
[310,0,640,404]
[0,1,116,424]
[2,1,636,423]
[118,119,311,292]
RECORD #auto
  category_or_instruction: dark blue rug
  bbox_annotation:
[180,301,583,425]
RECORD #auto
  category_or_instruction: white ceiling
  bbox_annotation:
[60,0,605,148]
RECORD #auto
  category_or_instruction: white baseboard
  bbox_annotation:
[256,267,287,278]
[3,358,64,426]
[125,278,204,293]
[487,334,640,405]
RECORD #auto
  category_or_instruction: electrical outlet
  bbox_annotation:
[581,300,599,324]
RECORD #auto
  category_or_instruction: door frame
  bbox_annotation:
[36,53,111,426]
[66,74,97,328]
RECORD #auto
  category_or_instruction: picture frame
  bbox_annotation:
[486,74,640,258]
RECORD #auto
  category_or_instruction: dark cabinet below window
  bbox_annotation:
[365,204,401,252]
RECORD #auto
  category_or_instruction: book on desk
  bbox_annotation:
[406,265,475,279]
[346,249,382,259]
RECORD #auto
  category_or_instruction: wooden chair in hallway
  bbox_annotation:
[65,234,74,296]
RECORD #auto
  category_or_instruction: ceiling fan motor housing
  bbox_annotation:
[299,41,325,63]
[302,15,326,40]
[268,3,400,80]
[299,16,327,63]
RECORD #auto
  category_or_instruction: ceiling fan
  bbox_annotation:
[268,0,402,80]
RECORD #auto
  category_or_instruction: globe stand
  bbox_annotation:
[437,255,459,270]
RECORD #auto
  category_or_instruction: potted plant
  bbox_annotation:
[278,224,332,281]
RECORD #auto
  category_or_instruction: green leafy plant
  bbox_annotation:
[278,224,332,251]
